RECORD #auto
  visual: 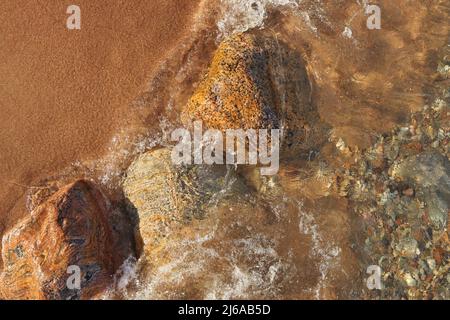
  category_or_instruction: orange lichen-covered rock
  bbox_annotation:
[181,32,323,153]
[0,180,126,300]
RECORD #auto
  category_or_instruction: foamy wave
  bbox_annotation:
[217,0,300,38]
[298,202,342,299]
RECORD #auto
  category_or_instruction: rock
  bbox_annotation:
[394,237,419,258]
[426,258,436,270]
[392,151,450,191]
[0,180,130,300]
[25,183,59,213]
[402,188,414,197]
[181,32,326,154]
[391,151,450,229]
[122,147,246,254]
[424,192,449,231]
[402,272,418,287]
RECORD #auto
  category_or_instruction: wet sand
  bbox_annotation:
[0,0,199,227]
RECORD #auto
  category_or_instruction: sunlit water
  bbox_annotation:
[34,0,448,299]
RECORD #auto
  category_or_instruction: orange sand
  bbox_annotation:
[0,0,199,227]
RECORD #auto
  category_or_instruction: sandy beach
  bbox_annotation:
[0,0,199,227]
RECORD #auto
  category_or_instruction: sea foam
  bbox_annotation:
[217,0,300,38]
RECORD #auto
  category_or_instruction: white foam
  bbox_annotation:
[342,27,353,39]
[298,202,342,299]
[217,0,300,38]
[114,256,139,291]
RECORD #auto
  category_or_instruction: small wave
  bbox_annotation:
[217,0,300,38]
[298,202,342,299]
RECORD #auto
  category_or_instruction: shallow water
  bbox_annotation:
[2,0,448,299]
[92,0,449,299]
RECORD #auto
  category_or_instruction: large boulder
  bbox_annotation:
[123,147,246,255]
[181,32,325,154]
[0,180,131,300]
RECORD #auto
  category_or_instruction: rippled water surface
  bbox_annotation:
[92,0,449,299]
[9,0,449,299]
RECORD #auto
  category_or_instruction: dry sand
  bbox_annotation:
[0,0,199,227]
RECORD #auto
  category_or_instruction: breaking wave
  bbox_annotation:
[217,0,300,37]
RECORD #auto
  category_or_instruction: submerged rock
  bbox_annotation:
[341,95,450,299]
[394,237,419,258]
[391,151,450,192]
[122,147,246,254]
[392,151,450,230]
[0,180,131,300]
[181,32,326,154]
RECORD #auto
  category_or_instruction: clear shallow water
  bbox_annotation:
[18,0,449,299]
